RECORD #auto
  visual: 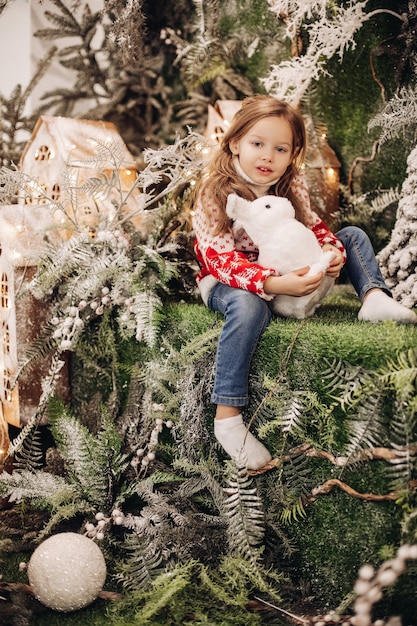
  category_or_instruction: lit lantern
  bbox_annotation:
[303,116,341,223]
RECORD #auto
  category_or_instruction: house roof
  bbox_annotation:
[19,116,137,170]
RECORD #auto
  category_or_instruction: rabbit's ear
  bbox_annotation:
[226,193,243,219]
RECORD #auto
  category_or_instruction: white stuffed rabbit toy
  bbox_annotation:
[226,193,335,319]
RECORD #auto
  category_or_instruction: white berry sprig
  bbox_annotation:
[131,405,174,477]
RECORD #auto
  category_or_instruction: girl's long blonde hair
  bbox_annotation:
[199,95,307,235]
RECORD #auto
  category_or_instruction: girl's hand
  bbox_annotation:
[322,244,344,278]
[264,267,324,297]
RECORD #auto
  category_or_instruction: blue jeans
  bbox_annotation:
[207,225,390,407]
[336,226,391,301]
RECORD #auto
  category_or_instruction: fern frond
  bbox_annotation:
[28,233,91,298]
[280,497,307,524]
[322,357,368,412]
[282,447,313,499]
[72,138,133,170]
[223,463,265,565]
[254,378,311,439]
[368,188,400,214]
[386,400,417,492]
[12,428,44,472]
[48,400,127,509]
[14,321,61,375]
[8,356,66,463]
[343,387,387,464]
[128,290,163,347]
[116,533,163,591]
[279,396,305,435]
[0,469,76,508]
[326,351,417,477]
[79,172,115,198]
[378,349,417,491]
[381,348,417,400]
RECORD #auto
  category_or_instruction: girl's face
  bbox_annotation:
[229,116,294,185]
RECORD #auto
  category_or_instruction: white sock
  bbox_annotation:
[358,290,417,324]
[214,413,272,470]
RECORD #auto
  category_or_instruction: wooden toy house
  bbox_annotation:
[0,242,19,464]
[18,116,142,233]
[0,116,146,444]
[0,205,70,432]
[204,100,242,147]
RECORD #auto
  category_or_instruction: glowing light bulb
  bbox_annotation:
[326,167,337,183]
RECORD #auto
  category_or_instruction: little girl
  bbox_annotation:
[192,94,417,471]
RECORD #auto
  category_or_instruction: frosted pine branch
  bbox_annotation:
[263,0,399,104]
[368,85,417,144]
[267,0,328,39]
[308,1,369,60]
[262,55,326,105]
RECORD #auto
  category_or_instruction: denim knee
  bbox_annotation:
[208,284,272,406]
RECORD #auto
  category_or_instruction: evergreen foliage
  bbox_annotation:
[1,4,417,622]
[224,462,265,564]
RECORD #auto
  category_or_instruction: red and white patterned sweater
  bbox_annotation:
[192,174,346,303]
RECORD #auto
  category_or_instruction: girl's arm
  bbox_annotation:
[264,267,324,296]
[192,189,277,300]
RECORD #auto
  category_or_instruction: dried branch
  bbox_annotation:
[248,442,417,476]
[347,140,380,193]
[308,478,417,503]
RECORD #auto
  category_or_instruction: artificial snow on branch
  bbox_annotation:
[368,85,417,145]
[377,145,417,307]
[263,0,403,104]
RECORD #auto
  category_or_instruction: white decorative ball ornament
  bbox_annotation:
[27,532,107,612]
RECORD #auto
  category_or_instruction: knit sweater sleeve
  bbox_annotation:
[291,175,347,262]
[192,187,276,300]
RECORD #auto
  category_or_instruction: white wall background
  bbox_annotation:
[0,0,103,114]
[0,0,31,98]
